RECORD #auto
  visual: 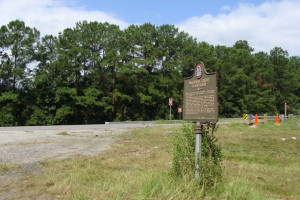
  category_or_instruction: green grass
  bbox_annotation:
[0,162,20,173]
[3,118,300,199]
[216,118,300,199]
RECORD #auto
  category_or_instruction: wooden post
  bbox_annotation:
[264,114,268,124]
[284,103,287,120]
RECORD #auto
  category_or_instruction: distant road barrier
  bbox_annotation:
[244,114,300,121]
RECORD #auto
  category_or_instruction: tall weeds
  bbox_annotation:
[171,123,223,188]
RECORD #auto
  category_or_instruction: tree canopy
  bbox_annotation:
[0,20,299,126]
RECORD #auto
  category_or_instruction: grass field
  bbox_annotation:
[2,118,300,199]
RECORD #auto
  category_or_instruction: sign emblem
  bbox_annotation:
[196,64,202,79]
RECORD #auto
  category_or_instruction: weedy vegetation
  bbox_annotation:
[171,122,223,189]
[2,118,299,199]
[0,162,20,173]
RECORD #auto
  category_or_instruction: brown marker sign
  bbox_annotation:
[183,62,218,122]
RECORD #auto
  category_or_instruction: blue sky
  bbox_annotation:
[1,0,300,56]
[78,0,267,25]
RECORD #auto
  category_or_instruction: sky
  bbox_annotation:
[1,0,300,56]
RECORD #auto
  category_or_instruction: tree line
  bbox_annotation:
[0,20,299,126]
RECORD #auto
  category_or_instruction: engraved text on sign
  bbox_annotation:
[183,62,218,122]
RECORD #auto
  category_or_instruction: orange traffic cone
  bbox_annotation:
[255,114,258,125]
[275,114,279,124]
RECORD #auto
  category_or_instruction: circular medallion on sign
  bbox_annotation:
[196,64,202,79]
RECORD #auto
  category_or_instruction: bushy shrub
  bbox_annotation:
[172,123,223,188]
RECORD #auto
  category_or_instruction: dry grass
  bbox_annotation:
[1,118,299,199]
[36,126,178,199]
[56,131,69,136]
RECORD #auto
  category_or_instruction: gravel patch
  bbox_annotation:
[0,124,149,165]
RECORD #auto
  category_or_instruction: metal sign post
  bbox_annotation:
[183,61,218,180]
[195,122,202,179]
[178,107,182,120]
[170,105,171,120]
[169,98,173,120]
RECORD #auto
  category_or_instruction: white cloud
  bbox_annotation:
[1,0,300,56]
[176,0,300,56]
[0,0,128,36]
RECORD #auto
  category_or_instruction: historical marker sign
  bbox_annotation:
[183,61,218,122]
